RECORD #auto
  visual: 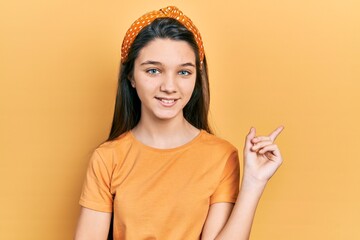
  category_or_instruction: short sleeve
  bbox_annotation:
[79,149,114,212]
[210,150,240,204]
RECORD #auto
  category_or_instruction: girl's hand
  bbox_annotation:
[243,126,284,185]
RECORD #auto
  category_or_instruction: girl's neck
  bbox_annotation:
[131,116,200,149]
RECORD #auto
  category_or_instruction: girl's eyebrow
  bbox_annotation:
[140,60,195,68]
[180,62,196,68]
[140,60,162,66]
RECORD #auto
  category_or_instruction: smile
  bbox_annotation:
[161,99,175,104]
[155,97,179,107]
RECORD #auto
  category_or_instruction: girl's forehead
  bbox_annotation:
[136,38,196,66]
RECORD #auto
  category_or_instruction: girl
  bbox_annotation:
[75,6,284,240]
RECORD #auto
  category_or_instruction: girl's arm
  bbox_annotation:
[213,175,267,239]
[202,126,284,240]
[74,207,111,240]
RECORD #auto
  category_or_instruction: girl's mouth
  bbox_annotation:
[155,97,178,106]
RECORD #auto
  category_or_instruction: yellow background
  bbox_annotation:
[1,0,359,239]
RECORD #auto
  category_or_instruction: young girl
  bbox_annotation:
[75,6,284,240]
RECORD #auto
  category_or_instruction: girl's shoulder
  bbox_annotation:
[98,131,133,149]
[92,132,134,163]
[197,130,238,153]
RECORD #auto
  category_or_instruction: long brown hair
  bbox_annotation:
[108,17,212,141]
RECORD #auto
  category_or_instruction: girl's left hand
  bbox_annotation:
[243,126,284,184]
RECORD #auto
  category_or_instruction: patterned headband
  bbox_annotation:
[121,6,205,65]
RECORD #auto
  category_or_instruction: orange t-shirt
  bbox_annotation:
[79,130,240,239]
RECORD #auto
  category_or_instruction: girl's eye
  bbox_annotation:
[146,69,160,75]
[179,70,191,76]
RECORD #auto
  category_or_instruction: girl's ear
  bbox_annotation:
[130,80,136,88]
[128,74,135,88]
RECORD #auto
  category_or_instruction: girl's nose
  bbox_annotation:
[160,74,177,93]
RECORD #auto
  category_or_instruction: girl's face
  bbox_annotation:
[132,38,197,122]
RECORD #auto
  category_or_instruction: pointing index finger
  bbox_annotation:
[269,125,284,141]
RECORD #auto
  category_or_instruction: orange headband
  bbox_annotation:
[121,6,205,65]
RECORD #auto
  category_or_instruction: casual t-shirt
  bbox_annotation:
[79,130,240,239]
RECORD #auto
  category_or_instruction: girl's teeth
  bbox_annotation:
[161,99,174,103]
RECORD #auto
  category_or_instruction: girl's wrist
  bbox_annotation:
[240,174,268,193]
[236,174,267,207]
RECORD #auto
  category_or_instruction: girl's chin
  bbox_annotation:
[152,111,183,121]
